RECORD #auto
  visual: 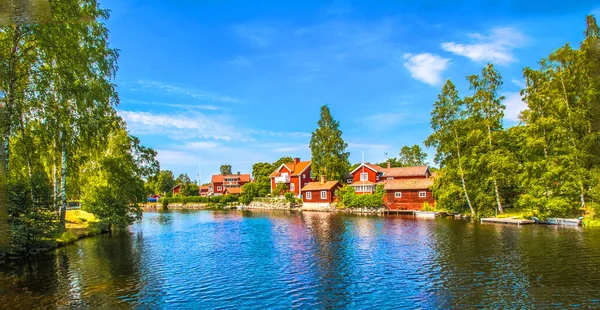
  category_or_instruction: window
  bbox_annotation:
[306,192,312,200]
[419,191,426,198]
[387,177,394,180]
[290,183,295,191]
[282,173,288,177]
[217,186,222,191]
[395,192,402,198]
[303,174,306,179]
[347,179,353,184]
[321,191,327,199]
[360,173,368,181]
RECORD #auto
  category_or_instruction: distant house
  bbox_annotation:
[270,157,312,196]
[301,175,341,209]
[211,173,251,196]
[383,178,435,210]
[172,184,182,195]
[223,187,242,195]
[199,185,210,196]
[148,194,162,202]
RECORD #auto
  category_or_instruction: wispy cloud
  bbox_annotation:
[441,27,527,65]
[403,53,450,85]
[233,25,278,47]
[504,91,526,122]
[123,99,219,111]
[347,143,391,149]
[134,81,241,103]
[250,130,311,137]
[511,78,526,89]
[119,110,241,141]
[228,56,252,67]
[255,143,308,153]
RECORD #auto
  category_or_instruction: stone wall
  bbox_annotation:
[243,200,292,211]
[144,203,208,210]
[301,202,335,212]
[335,206,387,214]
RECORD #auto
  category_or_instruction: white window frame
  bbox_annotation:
[217,186,222,191]
[347,179,353,184]
[320,191,327,199]
[395,192,402,198]
[302,174,306,179]
[306,192,312,200]
[419,191,426,198]
[290,183,295,191]
[360,173,368,181]
[387,177,394,180]
[281,172,288,178]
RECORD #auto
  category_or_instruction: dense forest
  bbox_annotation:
[427,15,600,219]
[0,1,158,258]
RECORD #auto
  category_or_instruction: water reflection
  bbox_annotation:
[1,211,600,308]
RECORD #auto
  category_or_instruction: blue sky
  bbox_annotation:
[103,0,600,182]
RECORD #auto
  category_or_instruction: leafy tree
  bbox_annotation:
[220,164,232,175]
[176,173,192,185]
[80,126,158,230]
[154,170,176,195]
[309,105,350,182]
[426,80,475,216]
[465,63,510,214]
[272,156,293,169]
[398,145,428,166]
[180,182,199,197]
[273,183,288,196]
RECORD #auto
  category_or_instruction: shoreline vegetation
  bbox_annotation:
[2,0,599,264]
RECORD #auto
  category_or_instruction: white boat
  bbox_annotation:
[414,211,437,218]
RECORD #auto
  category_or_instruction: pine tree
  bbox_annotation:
[309,105,350,182]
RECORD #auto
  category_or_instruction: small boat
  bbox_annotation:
[414,211,437,219]
[532,217,583,226]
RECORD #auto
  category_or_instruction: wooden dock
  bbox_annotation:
[481,218,534,225]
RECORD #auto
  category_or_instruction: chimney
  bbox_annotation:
[320,175,326,184]
[387,161,391,169]
[294,157,300,164]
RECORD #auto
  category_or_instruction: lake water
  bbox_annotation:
[1,210,600,309]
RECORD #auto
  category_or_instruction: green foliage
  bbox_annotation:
[284,192,296,203]
[160,195,238,205]
[422,202,434,211]
[272,183,288,196]
[309,105,350,182]
[57,231,79,244]
[337,184,384,208]
[239,182,261,205]
[220,165,232,175]
[398,145,428,166]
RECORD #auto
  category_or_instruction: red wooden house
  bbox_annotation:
[270,158,312,196]
[383,178,435,210]
[210,173,251,195]
[346,163,384,194]
[172,184,182,195]
[199,185,210,196]
[300,175,341,205]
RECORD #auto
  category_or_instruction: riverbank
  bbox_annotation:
[56,210,109,246]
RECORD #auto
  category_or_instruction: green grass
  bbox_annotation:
[495,209,534,220]
[582,218,600,227]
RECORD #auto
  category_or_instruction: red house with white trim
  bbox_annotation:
[270,158,312,196]
[211,173,251,195]
[383,178,435,210]
[346,163,384,194]
[301,176,341,209]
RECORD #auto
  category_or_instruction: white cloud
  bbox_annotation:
[233,25,277,47]
[441,27,527,65]
[403,53,450,86]
[504,91,527,122]
[511,78,526,89]
[250,130,311,137]
[119,110,240,141]
[179,141,222,150]
[135,81,240,103]
[347,143,391,149]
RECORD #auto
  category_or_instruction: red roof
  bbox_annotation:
[383,178,433,190]
[223,187,242,194]
[211,174,251,183]
[301,180,340,191]
[270,160,312,177]
[381,166,429,177]
[350,163,384,174]
[199,185,209,191]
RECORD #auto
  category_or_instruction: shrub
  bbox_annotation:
[284,192,296,203]
[422,202,434,211]
[337,184,384,208]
